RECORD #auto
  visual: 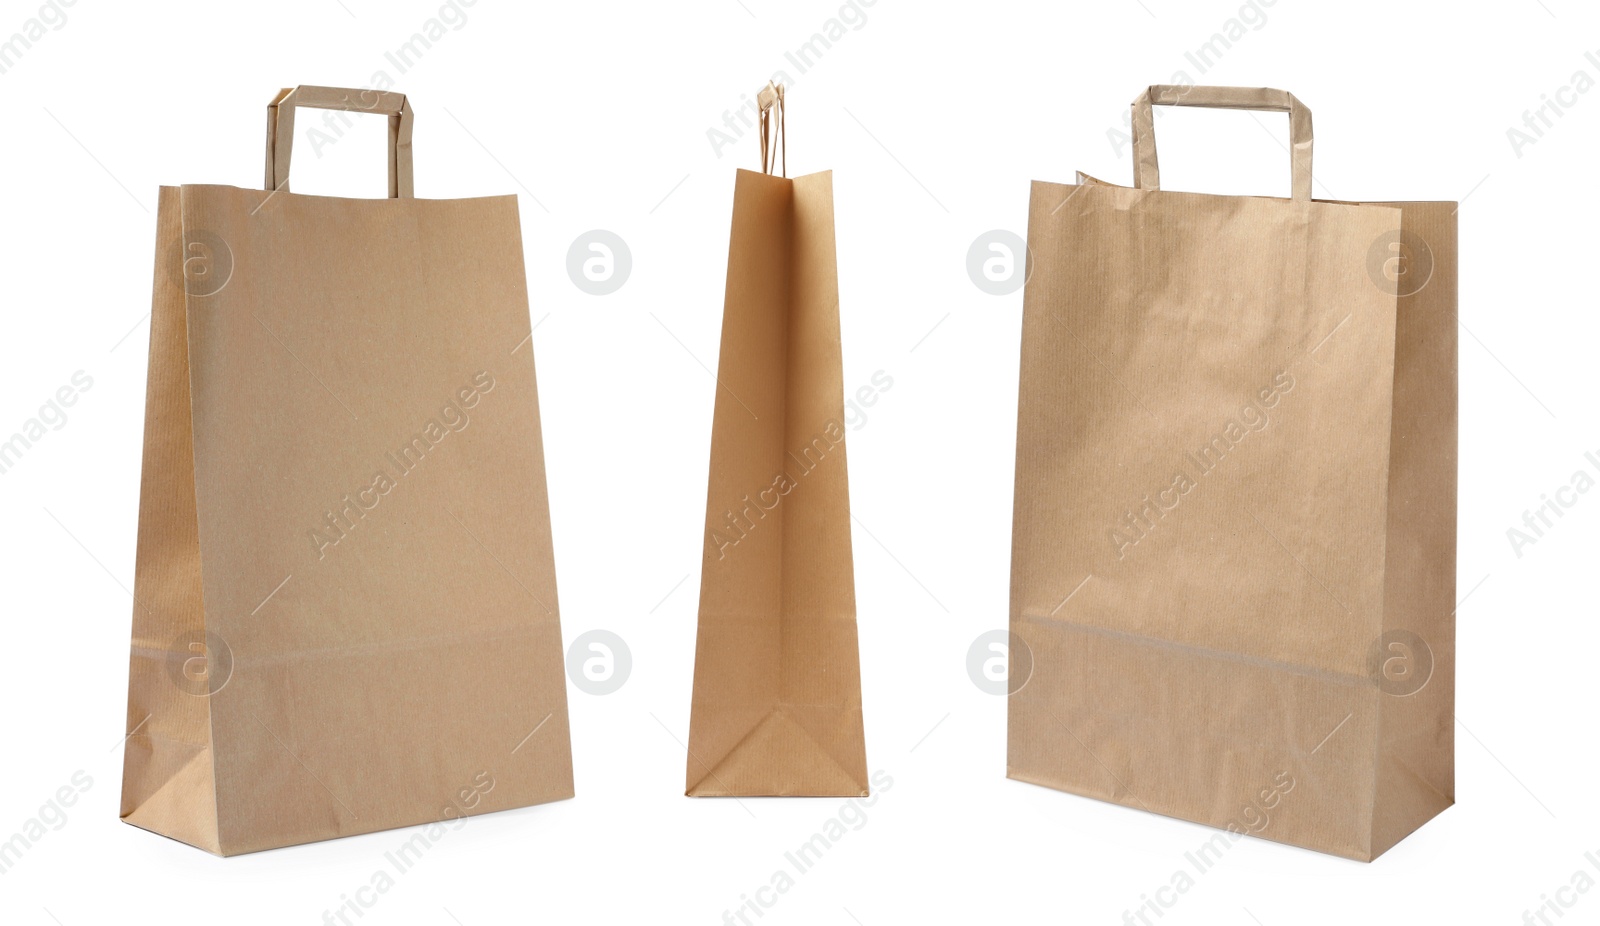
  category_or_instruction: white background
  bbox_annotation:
[0,0,1593,923]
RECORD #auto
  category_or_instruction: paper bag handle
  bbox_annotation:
[757,81,785,178]
[264,85,415,199]
[1131,85,1313,201]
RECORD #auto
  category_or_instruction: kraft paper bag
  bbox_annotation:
[685,84,869,797]
[120,86,573,855]
[1008,86,1456,861]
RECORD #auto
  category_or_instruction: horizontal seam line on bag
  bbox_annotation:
[133,624,552,666]
[1016,613,1376,689]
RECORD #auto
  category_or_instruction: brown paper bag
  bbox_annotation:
[1008,86,1456,861]
[120,86,573,855]
[685,84,869,797]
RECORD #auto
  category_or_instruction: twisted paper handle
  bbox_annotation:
[757,82,785,178]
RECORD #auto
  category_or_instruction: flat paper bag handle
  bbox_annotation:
[1131,85,1312,201]
[265,85,415,199]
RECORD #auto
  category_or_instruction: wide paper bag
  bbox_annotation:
[120,86,573,855]
[1008,86,1456,861]
[685,84,869,797]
